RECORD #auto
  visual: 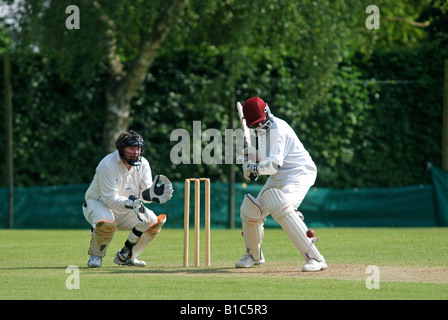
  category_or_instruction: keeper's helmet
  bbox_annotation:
[115,130,145,166]
[242,97,273,135]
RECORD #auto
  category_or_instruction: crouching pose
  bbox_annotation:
[236,97,327,272]
[82,130,173,268]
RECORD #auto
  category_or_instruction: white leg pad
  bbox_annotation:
[89,221,117,257]
[261,188,324,262]
[273,210,324,262]
[131,214,166,258]
[241,222,264,261]
[240,194,264,261]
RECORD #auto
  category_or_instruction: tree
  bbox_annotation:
[4,0,366,153]
[7,0,445,189]
[96,0,189,152]
[4,0,189,153]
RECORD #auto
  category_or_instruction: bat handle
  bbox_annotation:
[243,154,258,181]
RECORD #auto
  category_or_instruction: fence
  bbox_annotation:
[1,167,447,229]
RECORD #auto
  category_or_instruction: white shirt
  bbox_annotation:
[257,116,317,186]
[85,150,153,215]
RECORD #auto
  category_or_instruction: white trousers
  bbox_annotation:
[83,199,158,233]
[257,183,311,211]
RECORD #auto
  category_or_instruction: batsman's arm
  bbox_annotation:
[243,159,278,179]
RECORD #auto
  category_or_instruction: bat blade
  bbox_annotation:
[237,102,257,179]
[237,102,251,147]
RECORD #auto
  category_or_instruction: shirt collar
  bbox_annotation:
[113,150,122,163]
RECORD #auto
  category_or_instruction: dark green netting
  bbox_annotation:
[1,167,447,229]
[431,166,448,226]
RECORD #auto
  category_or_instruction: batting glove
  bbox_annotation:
[243,160,259,181]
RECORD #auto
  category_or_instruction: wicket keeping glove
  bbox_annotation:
[142,174,174,204]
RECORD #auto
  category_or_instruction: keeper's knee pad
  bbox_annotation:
[131,214,167,259]
[89,220,117,257]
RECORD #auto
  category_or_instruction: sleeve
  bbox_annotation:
[266,127,286,168]
[139,158,153,203]
[96,164,128,211]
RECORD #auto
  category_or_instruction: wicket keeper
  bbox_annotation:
[236,97,327,272]
[82,130,173,267]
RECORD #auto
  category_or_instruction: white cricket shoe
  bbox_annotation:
[235,252,265,268]
[114,251,146,267]
[88,255,102,268]
[302,258,327,272]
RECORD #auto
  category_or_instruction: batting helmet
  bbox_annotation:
[242,97,269,126]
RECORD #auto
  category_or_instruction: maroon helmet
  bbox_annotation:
[242,97,268,126]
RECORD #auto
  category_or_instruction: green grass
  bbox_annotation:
[1,228,447,300]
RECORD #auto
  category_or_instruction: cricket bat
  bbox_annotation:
[237,101,257,180]
[237,102,251,148]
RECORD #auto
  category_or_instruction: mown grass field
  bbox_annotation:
[1,228,447,300]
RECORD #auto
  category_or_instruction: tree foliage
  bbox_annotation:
[1,0,447,188]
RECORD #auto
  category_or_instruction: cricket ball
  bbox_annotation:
[306,229,315,238]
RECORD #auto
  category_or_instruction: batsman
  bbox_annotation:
[82,130,173,268]
[236,97,327,272]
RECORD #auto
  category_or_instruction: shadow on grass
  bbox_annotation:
[90,266,238,275]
